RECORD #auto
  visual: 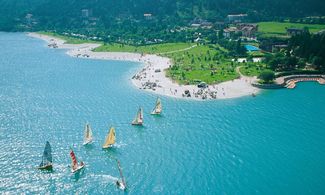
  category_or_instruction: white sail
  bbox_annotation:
[83,123,93,145]
[151,98,162,115]
[132,107,143,125]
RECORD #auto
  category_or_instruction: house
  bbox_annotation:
[286,28,304,36]
[226,14,248,23]
[223,27,239,38]
[272,44,288,52]
[25,13,33,24]
[144,13,153,20]
[237,23,258,38]
[81,9,92,18]
[317,30,325,35]
[191,23,201,28]
[215,22,225,30]
[190,18,212,29]
[194,37,205,44]
[201,21,213,29]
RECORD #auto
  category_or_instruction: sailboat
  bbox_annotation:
[69,149,85,173]
[116,160,126,191]
[151,98,162,115]
[38,141,53,170]
[83,123,93,145]
[132,107,143,125]
[102,127,116,149]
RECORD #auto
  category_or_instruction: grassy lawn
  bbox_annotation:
[38,31,100,44]
[248,51,265,57]
[165,44,240,84]
[96,43,239,84]
[93,42,195,54]
[239,63,269,77]
[258,22,325,37]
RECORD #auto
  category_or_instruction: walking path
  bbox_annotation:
[159,45,197,55]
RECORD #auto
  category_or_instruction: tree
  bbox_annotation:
[218,30,224,40]
[258,70,275,83]
[246,55,253,62]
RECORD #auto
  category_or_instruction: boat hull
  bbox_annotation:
[150,111,161,115]
[117,180,126,191]
[38,164,53,170]
[102,144,113,149]
[83,140,93,146]
[71,164,85,173]
[132,121,143,126]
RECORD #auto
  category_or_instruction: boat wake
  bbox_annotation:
[113,142,127,148]
[89,173,119,184]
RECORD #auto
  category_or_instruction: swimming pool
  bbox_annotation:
[245,44,260,51]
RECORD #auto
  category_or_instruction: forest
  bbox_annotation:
[1,0,325,33]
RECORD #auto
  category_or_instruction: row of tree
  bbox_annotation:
[263,31,325,73]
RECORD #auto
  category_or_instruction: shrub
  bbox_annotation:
[258,70,275,83]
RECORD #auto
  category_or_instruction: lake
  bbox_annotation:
[0,32,325,194]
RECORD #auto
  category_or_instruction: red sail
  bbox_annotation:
[70,150,78,168]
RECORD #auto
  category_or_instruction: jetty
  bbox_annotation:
[276,75,325,89]
[252,74,325,89]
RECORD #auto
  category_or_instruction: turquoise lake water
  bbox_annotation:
[1,32,325,194]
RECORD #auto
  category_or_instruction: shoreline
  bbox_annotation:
[28,32,259,100]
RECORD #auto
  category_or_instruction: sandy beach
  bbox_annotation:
[28,32,259,100]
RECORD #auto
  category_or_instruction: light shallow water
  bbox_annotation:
[0,32,325,194]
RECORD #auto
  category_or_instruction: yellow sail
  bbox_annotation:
[103,127,115,148]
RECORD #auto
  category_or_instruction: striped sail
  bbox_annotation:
[70,149,78,170]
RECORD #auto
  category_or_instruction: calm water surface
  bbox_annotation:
[0,32,325,194]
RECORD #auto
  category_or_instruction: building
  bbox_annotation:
[223,27,239,38]
[190,18,213,29]
[144,13,153,20]
[237,23,258,38]
[81,9,92,18]
[226,14,248,23]
[272,44,288,52]
[215,22,225,30]
[201,21,213,29]
[286,28,304,36]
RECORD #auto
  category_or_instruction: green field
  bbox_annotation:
[165,45,240,84]
[93,42,195,54]
[94,41,239,84]
[258,22,325,37]
[239,63,269,77]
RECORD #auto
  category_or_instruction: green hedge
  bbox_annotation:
[276,70,324,77]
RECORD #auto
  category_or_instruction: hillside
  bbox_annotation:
[1,0,325,32]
